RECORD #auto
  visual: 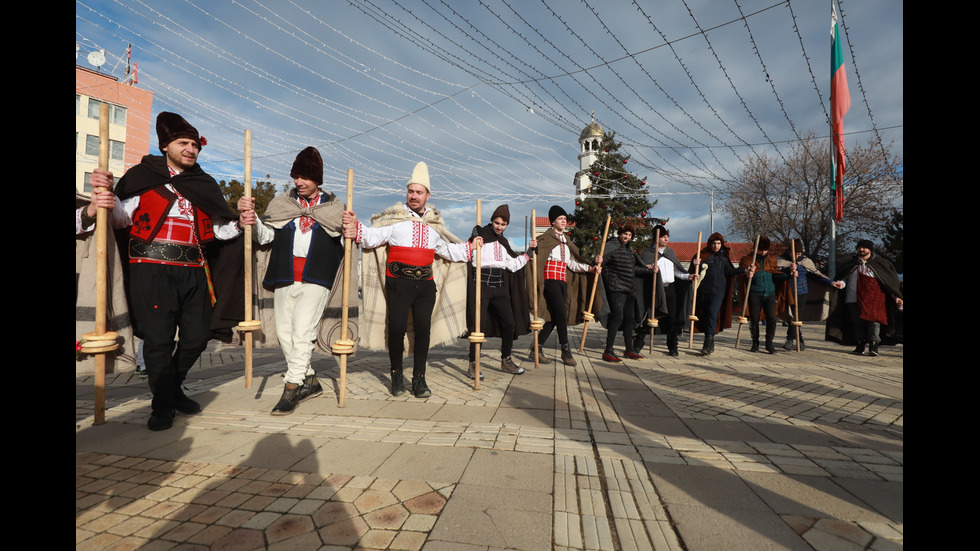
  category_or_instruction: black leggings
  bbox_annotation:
[386,277,436,375]
[538,279,568,347]
[469,284,516,361]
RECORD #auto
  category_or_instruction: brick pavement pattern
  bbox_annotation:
[77,322,902,550]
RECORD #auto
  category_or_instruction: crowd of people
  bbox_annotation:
[77,111,904,430]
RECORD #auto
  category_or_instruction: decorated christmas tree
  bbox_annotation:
[568,131,659,258]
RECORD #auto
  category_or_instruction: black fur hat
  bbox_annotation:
[156,112,203,152]
[290,147,323,185]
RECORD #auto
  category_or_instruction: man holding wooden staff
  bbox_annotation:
[689,232,753,356]
[738,237,794,354]
[776,239,834,351]
[237,146,346,415]
[599,223,653,362]
[342,162,480,398]
[635,225,694,357]
[94,112,246,431]
[465,204,536,378]
[530,206,600,367]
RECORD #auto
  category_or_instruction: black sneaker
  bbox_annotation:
[467,361,485,380]
[391,370,406,396]
[602,351,622,363]
[271,383,302,416]
[298,374,323,401]
[412,376,431,398]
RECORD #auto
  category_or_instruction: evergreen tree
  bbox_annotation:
[880,208,903,273]
[568,131,658,258]
[219,177,278,216]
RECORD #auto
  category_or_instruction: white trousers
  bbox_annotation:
[274,281,330,385]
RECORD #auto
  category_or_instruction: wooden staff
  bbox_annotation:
[734,235,761,349]
[529,209,543,368]
[790,240,803,352]
[235,130,261,388]
[468,201,486,389]
[80,102,120,425]
[579,215,611,352]
[648,228,661,354]
[331,170,357,406]
[688,231,702,348]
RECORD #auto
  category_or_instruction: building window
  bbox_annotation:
[84,135,125,161]
[87,99,127,126]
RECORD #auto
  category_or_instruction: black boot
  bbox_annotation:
[666,333,679,356]
[174,387,202,414]
[412,374,431,398]
[147,409,175,431]
[271,383,302,416]
[391,369,406,396]
[529,344,553,365]
[765,340,776,354]
[749,339,760,353]
[700,334,714,356]
[560,345,576,366]
[851,341,866,355]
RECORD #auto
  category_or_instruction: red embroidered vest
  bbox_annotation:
[128,186,215,244]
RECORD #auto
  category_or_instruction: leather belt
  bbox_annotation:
[387,260,433,280]
[129,240,201,264]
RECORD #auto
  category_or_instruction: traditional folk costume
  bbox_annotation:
[465,205,532,378]
[635,225,691,356]
[353,162,473,398]
[690,232,746,356]
[600,224,653,362]
[249,147,354,415]
[775,239,833,351]
[825,240,903,355]
[111,112,243,431]
[530,205,596,367]
[737,237,790,354]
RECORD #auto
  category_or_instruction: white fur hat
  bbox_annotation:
[407,162,430,192]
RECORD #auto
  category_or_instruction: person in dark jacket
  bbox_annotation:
[738,237,794,354]
[826,239,902,356]
[600,224,654,362]
[690,233,754,356]
[776,239,834,351]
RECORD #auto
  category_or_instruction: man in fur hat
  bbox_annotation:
[238,146,346,415]
[92,112,246,431]
[689,232,753,356]
[826,239,902,356]
[634,225,695,357]
[342,162,481,398]
[530,205,600,366]
[465,204,536,378]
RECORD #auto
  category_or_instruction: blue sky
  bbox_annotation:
[76,0,902,245]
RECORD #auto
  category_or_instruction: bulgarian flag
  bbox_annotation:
[830,4,851,222]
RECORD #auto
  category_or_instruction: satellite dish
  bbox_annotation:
[87,50,105,68]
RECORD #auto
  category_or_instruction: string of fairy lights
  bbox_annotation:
[75,0,899,213]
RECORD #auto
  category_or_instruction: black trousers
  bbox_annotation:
[604,291,636,353]
[128,263,213,414]
[785,293,807,342]
[748,294,778,343]
[386,276,436,376]
[538,279,569,347]
[468,284,516,361]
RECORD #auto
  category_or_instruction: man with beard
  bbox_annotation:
[635,225,695,356]
[93,112,245,431]
[826,239,902,356]
[466,204,537,377]
[343,162,480,398]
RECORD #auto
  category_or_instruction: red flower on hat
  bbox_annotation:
[199,136,208,146]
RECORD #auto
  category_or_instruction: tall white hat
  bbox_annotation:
[407,162,430,192]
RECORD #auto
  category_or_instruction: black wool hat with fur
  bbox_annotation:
[290,147,323,186]
[157,112,203,152]
[549,205,567,224]
[491,204,510,223]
